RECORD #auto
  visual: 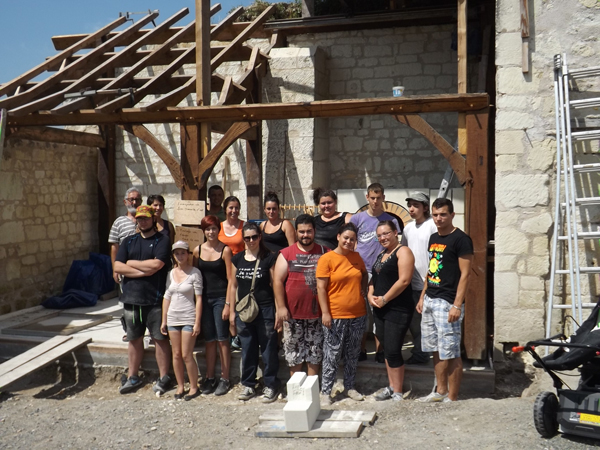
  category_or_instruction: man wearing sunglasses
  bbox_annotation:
[109,187,143,285]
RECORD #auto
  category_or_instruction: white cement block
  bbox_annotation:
[283,372,321,432]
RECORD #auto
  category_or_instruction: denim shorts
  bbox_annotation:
[168,325,194,333]
[202,297,230,342]
[421,295,463,360]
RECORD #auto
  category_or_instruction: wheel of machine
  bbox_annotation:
[533,391,559,438]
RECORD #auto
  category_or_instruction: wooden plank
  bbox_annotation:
[464,108,489,360]
[10,10,188,117]
[520,0,530,38]
[98,125,116,255]
[0,337,92,391]
[395,114,466,184]
[255,420,363,438]
[522,41,529,74]
[7,126,105,148]
[258,410,376,426]
[0,336,72,376]
[0,16,127,98]
[120,124,184,189]
[196,0,212,107]
[457,0,467,94]
[181,124,201,199]
[8,94,490,127]
[458,112,467,155]
[3,314,112,337]
[0,12,159,112]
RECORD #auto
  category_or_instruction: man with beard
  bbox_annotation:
[113,205,172,394]
[273,214,329,377]
[109,187,143,285]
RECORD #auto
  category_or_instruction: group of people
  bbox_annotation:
[109,182,473,404]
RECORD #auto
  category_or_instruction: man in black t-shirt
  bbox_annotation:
[114,205,172,395]
[416,198,473,403]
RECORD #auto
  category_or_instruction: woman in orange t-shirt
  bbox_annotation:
[218,196,245,255]
[316,222,368,404]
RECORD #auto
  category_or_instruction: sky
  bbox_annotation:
[0,1,255,84]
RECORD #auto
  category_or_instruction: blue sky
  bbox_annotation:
[0,1,255,84]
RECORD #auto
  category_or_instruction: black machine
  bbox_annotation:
[513,301,600,440]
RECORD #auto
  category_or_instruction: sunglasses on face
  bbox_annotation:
[243,234,260,242]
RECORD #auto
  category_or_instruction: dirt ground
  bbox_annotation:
[2,363,600,450]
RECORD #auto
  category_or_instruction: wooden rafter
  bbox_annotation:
[7,126,105,148]
[0,16,127,98]
[0,12,159,112]
[395,114,466,184]
[120,124,184,189]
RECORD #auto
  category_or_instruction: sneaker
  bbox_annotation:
[406,355,429,365]
[201,377,217,395]
[320,393,333,406]
[119,376,143,394]
[238,386,256,401]
[214,378,230,396]
[346,389,365,401]
[120,374,128,386]
[417,391,448,403]
[375,351,385,364]
[391,392,404,402]
[442,396,454,403]
[262,386,279,403]
[358,351,367,362]
[152,375,171,395]
[374,386,394,401]
[231,336,242,351]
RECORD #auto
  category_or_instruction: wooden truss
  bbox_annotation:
[1,3,490,361]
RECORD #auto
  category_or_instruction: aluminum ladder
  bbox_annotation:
[546,54,600,342]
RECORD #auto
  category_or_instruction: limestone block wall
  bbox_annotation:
[494,0,600,352]
[0,139,98,314]
[289,25,460,191]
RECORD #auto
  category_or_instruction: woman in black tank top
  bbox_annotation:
[260,191,295,252]
[368,220,415,401]
[193,215,234,396]
[313,188,353,250]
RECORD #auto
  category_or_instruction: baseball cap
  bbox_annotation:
[406,192,430,204]
[172,240,190,251]
[135,205,154,218]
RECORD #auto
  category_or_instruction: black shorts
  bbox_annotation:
[123,304,166,342]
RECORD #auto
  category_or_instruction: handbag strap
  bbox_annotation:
[249,257,260,294]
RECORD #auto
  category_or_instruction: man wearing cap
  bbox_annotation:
[401,192,437,365]
[113,205,172,394]
[109,187,142,285]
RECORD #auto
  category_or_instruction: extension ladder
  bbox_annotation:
[546,54,600,341]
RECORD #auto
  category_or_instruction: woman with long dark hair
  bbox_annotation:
[229,222,280,403]
[260,191,295,252]
[218,196,245,255]
[193,215,234,396]
[369,220,414,401]
[316,222,368,404]
[147,194,176,247]
[313,188,352,250]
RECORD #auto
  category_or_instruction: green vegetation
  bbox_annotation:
[231,1,303,21]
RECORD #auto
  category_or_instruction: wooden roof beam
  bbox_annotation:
[11,9,189,117]
[0,11,160,112]
[7,94,489,127]
[7,126,105,148]
[0,16,127,98]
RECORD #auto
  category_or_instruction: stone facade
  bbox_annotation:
[494,0,600,352]
[0,139,98,314]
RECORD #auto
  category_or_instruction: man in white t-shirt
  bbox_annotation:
[401,192,437,364]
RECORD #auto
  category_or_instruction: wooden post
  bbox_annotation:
[520,0,530,73]
[245,136,262,220]
[457,0,467,155]
[464,108,489,360]
[193,0,211,201]
[181,124,201,200]
[98,125,116,255]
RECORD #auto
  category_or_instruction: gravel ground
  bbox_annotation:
[1,365,600,450]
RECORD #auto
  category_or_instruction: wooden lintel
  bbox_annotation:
[197,121,257,190]
[211,121,257,140]
[463,108,489,360]
[7,126,105,148]
[8,94,490,127]
[120,124,184,189]
[395,114,466,184]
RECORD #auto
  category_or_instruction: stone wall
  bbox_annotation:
[0,139,98,314]
[289,24,461,191]
[494,0,600,353]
